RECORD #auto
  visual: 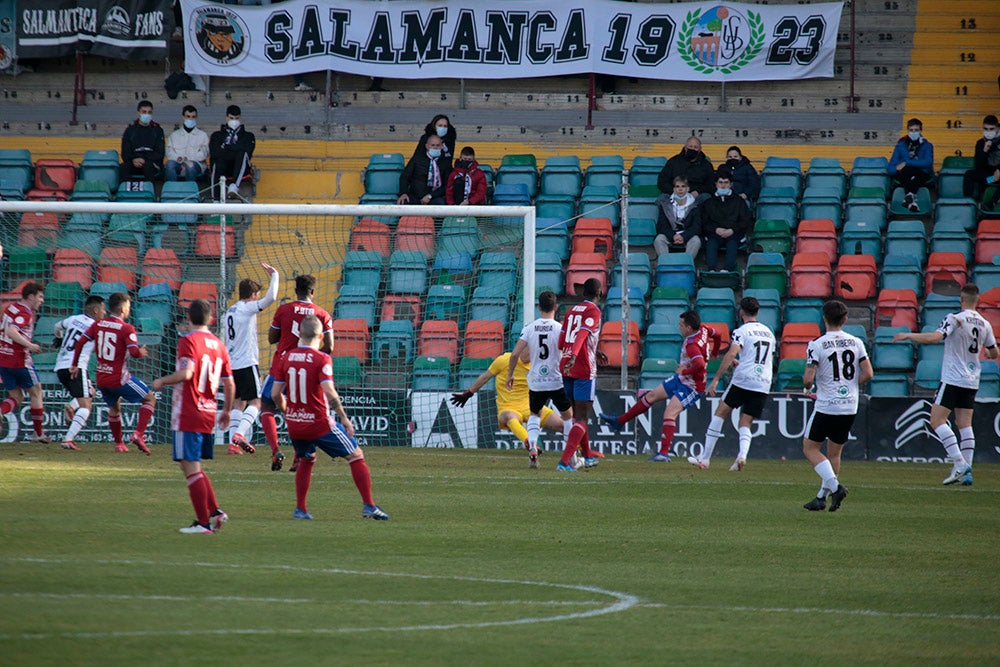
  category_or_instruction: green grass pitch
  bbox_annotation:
[1,444,998,666]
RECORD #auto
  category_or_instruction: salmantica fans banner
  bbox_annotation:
[16,0,170,59]
[179,0,843,82]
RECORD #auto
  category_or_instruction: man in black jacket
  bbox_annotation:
[210,105,256,199]
[701,171,752,271]
[963,114,1000,208]
[657,137,715,201]
[397,134,451,205]
[119,101,165,183]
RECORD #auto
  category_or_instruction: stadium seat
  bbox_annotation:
[565,251,608,297]
[611,252,652,297]
[628,216,657,247]
[178,282,217,314]
[477,251,519,295]
[579,185,621,228]
[97,247,139,291]
[750,219,792,256]
[789,253,832,298]
[332,356,365,387]
[6,246,48,278]
[695,287,736,329]
[494,180,534,206]
[432,252,474,288]
[868,374,910,397]
[52,248,94,290]
[89,281,129,301]
[935,198,978,231]
[160,180,201,203]
[597,321,640,368]
[343,250,383,290]
[350,218,392,257]
[571,217,614,259]
[535,196,576,223]
[418,319,459,363]
[745,252,787,295]
[194,223,236,258]
[889,187,931,216]
[456,356,492,388]
[755,188,797,227]
[107,214,150,253]
[628,156,666,187]
[34,158,76,193]
[930,219,974,262]
[142,248,183,290]
[805,157,847,191]
[464,320,505,359]
[380,294,422,330]
[468,286,511,328]
[799,193,843,229]
[643,323,683,360]
[134,282,175,323]
[760,171,802,200]
[935,156,973,199]
[655,253,696,296]
[372,320,414,363]
[704,321,731,352]
[363,155,404,195]
[70,179,111,202]
[412,355,453,391]
[978,287,1000,337]
[974,219,1000,265]
[914,360,941,391]
[388,250,428,295]
[795,219,837,256]
[585,156,624,188]
[648,286,690,327]
[639,358,678,390]
[335,285,378,327]
[534,252,564,295]
[17,212,59,249]
[979,361,1000,399]
[973,256,1000,292]
[775,358,807,391]
[604,286,647,331]
[116,180,155,203]
[536,218,570,260]
[0,149,33,192]
[924,252,967,296]
[742,288,782,333]
[79,149,120,192]
[44,282,84,314]
[438,217,480,257]
[424,284,466,326]
[834,254,877,300]
[540,158,582,198]
[779,322,820,360]
[884,219,927,261]
[395,216,436,257]
[839,220,883,261]
[331,319,370,363]
[920,293,960,329]
[872,326,914,371]
[875,288,919,331]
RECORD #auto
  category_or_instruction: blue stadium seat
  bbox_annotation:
[372,320,414,363]
[655,253,696,296]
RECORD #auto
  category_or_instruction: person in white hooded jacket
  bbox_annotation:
[165,105,209,183]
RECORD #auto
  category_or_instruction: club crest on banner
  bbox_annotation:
[101,6,131,37]
[191,5,248,66]
[679,5,764,75]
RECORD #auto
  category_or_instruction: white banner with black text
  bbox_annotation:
[180,0,843,82]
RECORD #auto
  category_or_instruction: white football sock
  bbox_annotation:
[933,423,963,467]
[238,405,259,438]
[526,414,540,448]
[958,426,975,466]
[737,426,752,460]
[69,398,80,410]
[63,408,90,442]
[814,459,838,493]
[702,415,724,462]
[229,409,243,442]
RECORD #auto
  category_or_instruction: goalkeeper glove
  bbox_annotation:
[450,390,474,408]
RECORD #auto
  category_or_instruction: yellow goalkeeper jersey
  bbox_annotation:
[489,352,530,413]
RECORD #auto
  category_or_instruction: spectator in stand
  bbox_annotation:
[889,118,934,213]
[964,114,1000,209]
[209,104,256,200]
[119,100,165,183]
[701,170,752,272]
[657,137,714,202]
[653,176,702,259]
[724,146,760,207]
[165,105,209,183]
[398,134,451,205]
[445,146,487,205]
[414,114,456,170]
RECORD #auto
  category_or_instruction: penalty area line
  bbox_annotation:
[640,602,1000,622]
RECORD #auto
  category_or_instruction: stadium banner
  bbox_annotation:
[866,397,1000,464]
[16,0,170,59]
[0,0,15,70]
[179,0,842,82]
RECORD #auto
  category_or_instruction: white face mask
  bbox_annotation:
[227,119,241,130]
[907,131,921,141]
[985,129,998,141]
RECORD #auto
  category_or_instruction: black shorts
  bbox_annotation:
[233,366,261,402]
[529,388,572,415]
[722,384,768,419]
[935,384,977,411]
[57,368,91,399]
[806,411,856,446]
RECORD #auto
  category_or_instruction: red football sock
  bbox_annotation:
[0,397,16,415]
[578,429,593,458]
[349,457,374,506]
[561,420,587,464]
[261,410,280,455]
[136,403,155,435]
[659,418,676,456]
[620,394,654,425]
[109,414,123,443]
[186,472,210,525]
[295,457,315,511]
[30,407,44,436]
[202,472,219,513]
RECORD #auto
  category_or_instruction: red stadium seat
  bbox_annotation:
[571,217,614,260]
[17,212,59,248]
[780,322,821,361]
[704,322,731,350]
[925,252,967,296]
[142,248,182,290]
[52,248,94,290]
[974,219,1000,265]
[194,224,236,257]
[26,189,69,201]
[34,158,77,192]
[349,218,392,257]
[98,247,139,291]
[418,319,459,363]
[331,319,370,364]
[835,254,877,300]
[597,320,640,368]
[789,252,832,298]
[565,251,608,297]
[876,289,919,331]
[395,216,436,257]
[178,281,217,315]
[795,219,838,257]
[463,320,505,360]
[380,294,422,330]
[978,287,1000,341]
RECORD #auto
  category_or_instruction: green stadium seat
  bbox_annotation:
[750,218,792,256]
[536,219,570,260]
[745,252,787,295]
[889,187,931,216]
[412,355,452,391]
[639,358,678,390]
[44,281,84,314]
[332,356,365,387]
[456,356,493,389]
[373,320,414,363]
[775,358,807,391]
[424,284,466,327]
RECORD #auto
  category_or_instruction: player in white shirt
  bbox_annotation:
[894,284,998,486]
[53,296,106,450]
[690,296,776,471]
[222,263,278,455]
[506,291,574,468]
[801,300,872,512]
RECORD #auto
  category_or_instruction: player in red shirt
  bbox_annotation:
[271,315,388,521]
[259,274,334,472]
[71,292,156,454]
[600,310,723,461]
[153,299,235,534]
[0,281,49,442]
[556,278,606,472]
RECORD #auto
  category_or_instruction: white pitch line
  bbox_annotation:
[2,592,600,607]
[0,558,638,640]
[639,603,1000,622]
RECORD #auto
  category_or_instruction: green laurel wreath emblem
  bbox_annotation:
[678,8,765,75]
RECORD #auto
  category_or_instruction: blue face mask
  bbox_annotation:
[435,126,448,137]
[716,188,732,196]
[428,148,442,158]
[907,131,921,141]
[183,119,197,130]
[139,113,152,124]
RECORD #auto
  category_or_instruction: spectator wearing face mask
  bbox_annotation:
[654,176,702,259]
[964,114,1000,209]
[165,105,209,183]
[398,134,452,205]
[209,104,256,199]
[657,137,715,202]
[445,146,487,206]
[120,100,165,183]
[701,170,752,272]
[723,146,760,207]
[413,114,456,171]
[888,118,934,213]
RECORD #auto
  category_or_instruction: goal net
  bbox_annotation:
[0,199,590,453]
